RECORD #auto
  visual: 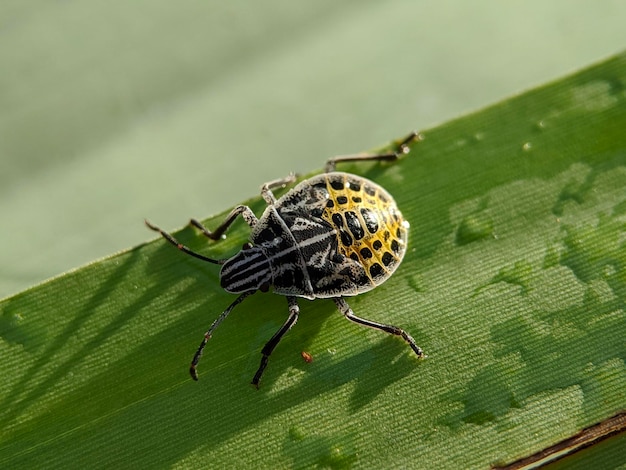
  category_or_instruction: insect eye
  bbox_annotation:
[242,242,253,250]
[259,282,270,293]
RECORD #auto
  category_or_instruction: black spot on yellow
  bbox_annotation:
[382,252,393,266]
[348,181,361,191]
[370,263,383,277]
[360,247,373,259]
[345,211,365,240]
[332,213,344,228]
[340,230,353,246]
[331,180,344,191]
[360,208,379,234]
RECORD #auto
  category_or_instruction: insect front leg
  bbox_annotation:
[251,296,300,388]
[324,131,423,173]
[145,219,224,265]
[189,204,259,241]
[333,297,425,358]
[146,204,259,262]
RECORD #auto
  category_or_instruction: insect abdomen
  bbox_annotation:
[319,173,409,286]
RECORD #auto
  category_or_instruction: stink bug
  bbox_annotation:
[146,132,425,387]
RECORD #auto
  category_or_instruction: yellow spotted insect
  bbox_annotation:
[146,132,425,387]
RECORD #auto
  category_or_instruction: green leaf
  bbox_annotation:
[2,53,626,468]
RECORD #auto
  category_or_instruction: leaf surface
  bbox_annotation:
[1,54,626,469]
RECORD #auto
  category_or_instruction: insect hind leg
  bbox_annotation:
[324,131,423,173]
[333,297,424,358]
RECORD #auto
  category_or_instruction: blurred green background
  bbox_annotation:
[2,0,626,299]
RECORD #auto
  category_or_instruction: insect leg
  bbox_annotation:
[145,219,224,265]
[251,296,300,388]
[189,290,255,381]
[189,204,259,241]
[324,131,423,173]
[260,173,298,204]
[333,297,425,358]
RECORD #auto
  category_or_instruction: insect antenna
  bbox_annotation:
[190,290,255,380]
[145,219,225,265]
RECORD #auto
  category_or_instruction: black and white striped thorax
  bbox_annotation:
[220,172,409,299]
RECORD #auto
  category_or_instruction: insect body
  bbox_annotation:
[146,131,425,387]
[224,172,408,298]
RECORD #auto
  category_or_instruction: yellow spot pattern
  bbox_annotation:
[320,172,408,284]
